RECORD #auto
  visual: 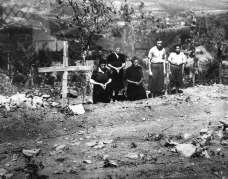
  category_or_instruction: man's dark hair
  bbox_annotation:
[131,56,138,63]
[156,38,162,42]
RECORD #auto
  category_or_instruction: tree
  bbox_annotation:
[56,0,115,52]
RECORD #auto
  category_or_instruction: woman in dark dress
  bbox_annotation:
[125,57,147,101]
[90,59,112,104]
[107,47,126,101]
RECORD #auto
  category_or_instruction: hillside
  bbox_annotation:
[111,0,228,15]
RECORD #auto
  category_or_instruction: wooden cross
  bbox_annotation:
[38,41,92,105]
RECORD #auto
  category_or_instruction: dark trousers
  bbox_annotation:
[169,63,183,89]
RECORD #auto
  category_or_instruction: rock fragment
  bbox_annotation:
[22,149,40,157]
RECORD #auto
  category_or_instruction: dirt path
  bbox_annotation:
[0,84,228,178]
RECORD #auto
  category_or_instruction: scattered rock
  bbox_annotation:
[70,141,80,146]
[83,160,92,164]
[219,121,228,131]
[221,140,228,146]
[145,133,164,142]
[163,140,178,148]
[51,102,59,107]
[102,155,109,160]
[55,156,67,162]
[176,144,196,157]
[41,94,51,99]
[36,141,43,145]
[69,104,85,115]
[103,159,118,168]
[53,169,64,174]
[101,139,113,144]
[125,153,139,160]
[130,142,137,148]
[86,141,97,147]
[78,131,85,135]
[93,142,105,149]
[22,149,40,157]
[67,168,78,174]
[54,144,68,152]
[200,128,208,135]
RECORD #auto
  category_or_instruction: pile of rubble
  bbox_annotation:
[146,121,228,159]
[0,92,85,115]
[0,92,58,110]
[184,84,228,100]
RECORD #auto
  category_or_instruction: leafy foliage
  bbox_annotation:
[56,0,115,48]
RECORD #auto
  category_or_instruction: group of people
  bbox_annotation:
[90,40,189,104]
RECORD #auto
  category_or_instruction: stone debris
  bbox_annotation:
[102,154,109,160]
[55,156,67,162]
[175,144,196,157]
[83,160,92,164]
[0,93,86,116]
[145,133,165,142]
[148,121,228,159]
[93,141,105,149]
[22,149,40,157]
[51,102,60,107]
[219,121,228,132]
[86,141,98,147]
[200,128,208,135]
[103,159,118,168]
[130,142,137,148]
[78,131,85,135]
[54,144,68,152]
[125,153,139,159]
[69,104,85,115]
[221,140,228,146]
[86,139,113,149]
[101,139,113,144]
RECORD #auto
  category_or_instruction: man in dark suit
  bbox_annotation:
[107,47,126,101]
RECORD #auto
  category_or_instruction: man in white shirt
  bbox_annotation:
[168,45,187,93]
[147,40,167,97]
[148,40,166,69]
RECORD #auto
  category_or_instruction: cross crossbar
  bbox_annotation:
[37,41,93,105]
[38,65,92,73]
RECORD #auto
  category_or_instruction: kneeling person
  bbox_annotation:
[125,57,147,101]
[90,60,112,104]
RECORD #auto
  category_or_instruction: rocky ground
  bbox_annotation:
[0,84,228,179]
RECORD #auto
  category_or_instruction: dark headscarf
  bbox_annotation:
[98,59,106,66]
